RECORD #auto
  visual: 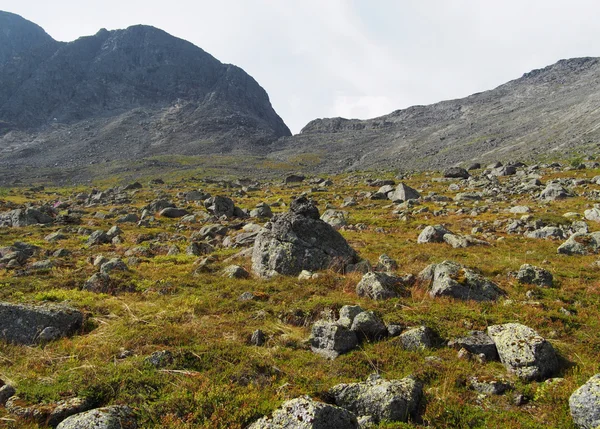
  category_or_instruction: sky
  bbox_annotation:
[2,0,599,133]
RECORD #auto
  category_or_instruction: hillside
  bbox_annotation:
[270,57,600,172]
[0,11,290,178]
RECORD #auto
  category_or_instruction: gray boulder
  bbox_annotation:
[248,396,358,429]
[159,207,189,218]
[487,323,559,380]
[558,232,600,255]
[222,265,250,279]
[330,375,423,423]
[420,261,505,301]
[516,264,553,287]
[0,384,15,406]
[396,326,437,350]
[310,321,358,359]
[252,197,358,278]
[0,208,53,227]
[540,184,573,200]
[250,202,273,218]
[468,377,512,395]
[443,167,470,179]
[417,225,451,243]
[584,208,600,222]
[569,374,600,429]
[204,196,236,218]
[448,330,499,361]
[350,311,387,341]
[320,209,348,229]
[375,254,398,272]
[337,305,364,329]
[100,258,128,275]
[87,230,110,246]
[356,272,407,300]
[389,183,421,202]
[0,302,83,345]
[56,405,137,429]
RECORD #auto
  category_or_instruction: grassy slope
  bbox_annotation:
[0,166,599,428]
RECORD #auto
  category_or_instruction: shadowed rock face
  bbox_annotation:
[0,11,290,172]
[271,57,600,172]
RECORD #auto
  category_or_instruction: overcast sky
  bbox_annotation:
[2,0,599,133]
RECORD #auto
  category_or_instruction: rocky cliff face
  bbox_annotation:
[271,57,600,172]
[0,11,290,171]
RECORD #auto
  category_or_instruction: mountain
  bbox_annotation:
[0,11,290,172]
[269,57,600,172]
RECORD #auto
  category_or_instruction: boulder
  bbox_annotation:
[159,207,189,218]
[248,396,359,429]
[389,183,420,202]
[443,167,470,179]
[487,323,559,380]
[540,184,573,200]
[251,197,358,278]
[330,375,423,423]
[87,230,110,246]
[420,261,505,301]
[320,209,348,229]
[569,374,600,429]
[0,302,83,345]
[310,321,358,359]
[375,254,398,272]
[250,202,273,218]
[337,305,365,329]
[396,326,437,350]
[558,232,600,255]
[584,208,600,222]
[0,208,53,227]
[204,196,235,218]
[56,405,137,429]
[100,258,128,275]
[448,330,499,361]
[417,225,451,243]
[468,377,512,395]
[350,311,387,341]
[356,272,407,300]
[222,265,250,279]
[516,264,553,287]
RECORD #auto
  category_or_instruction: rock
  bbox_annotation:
[250,329,266,346]
[250,202,273,218]
[540,184,573,200]
[248,396,359,429]
[0,208,53,227]
[222,265,250,279]
[442,234,489,248]
[375,254,398,272]
[558,232,600,255]
[83,273,111,293]
[516,264,553,287]
[310,321,358,359]
[116,213,139,223]
[468,377,512,395]
[584,208,600,222]
[45,231,66,242]
[204,196,236,218]
[467,163,481,170]
[396,326,437,350]
[284,174,306,184]
[320,209,348,229]
[569,374,600,429]
[350,311,387,341]
[100,258,128,275]
[56,405,137,429]
[525,226,565,240]
[31,259,54,270]
[183,190,209,202]
[337,305,365,329]
[421,261,505,301]
[510,206,531,214]
[448,330,499,361]
[0,384,16,406]
[443,167,470,179]
[356,272,407,300]
[298,270,319,280]
[106,226,122,239]
[487,323,559,380]
[145,350,173,368]
[330,375,423,423]
[159,207,189,218]
[0,302,83,345]
[186,242,214,256]
[145,199,175,213]
[389,183,421,202]
[48,397,92,427]
[87,230,110,245]
[417,224,451,243]
[252,197,358,278]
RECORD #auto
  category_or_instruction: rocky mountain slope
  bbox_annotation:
[0,11,290,172]
[270,57,600,172]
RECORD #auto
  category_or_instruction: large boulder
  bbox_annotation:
[443,167,470,179]
[389,183,420,202]
[356,272,407,300]
[309,321,358,359]
[487,323,559,381]
[540,184,573,200]
[0,208,53,227]
[420,261,505,301]
[56,405,137,429]
[417,225,451,243]
[0,302,83,345]
[448,330,499,361]
[557,232,600,255]
[248,396,359,429]
[569,374,600,429]
[251,197,359,278]
[516,264,553,287]
[204,196,235,218]
[329,375,423,423]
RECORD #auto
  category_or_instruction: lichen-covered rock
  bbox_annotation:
[417,225,452,243]
[56,405,137,429]
[516,264,553,287]
[310,321,358,359]
[320,209,348,229]
[540,184,573,200]
[252,197,359,278]
[222,265,250,279]
[421,261,505,301]
[557,232,600,255]
[396,326,437,350]
[0,208,53,227]
[248,396,359,428]
[329,375,423,423]
[443,167,470,179]
[0,302,83,345]
[569,374,600,429]
[356,272,409,300]
[337,305,364,329]
[100,258,128,275]
[87,230,110,246]
[389,183,421,202]
[487,323,559,380]
[204,195,236,218]
[468,377,512,395]
[159,207,189,218]
[375,254,398,272]
[350,311,387,341]
[448,330,499,361]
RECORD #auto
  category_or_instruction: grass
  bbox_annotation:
[0,163,599,427]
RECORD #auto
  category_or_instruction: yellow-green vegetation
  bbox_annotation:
[0,164,599,428]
